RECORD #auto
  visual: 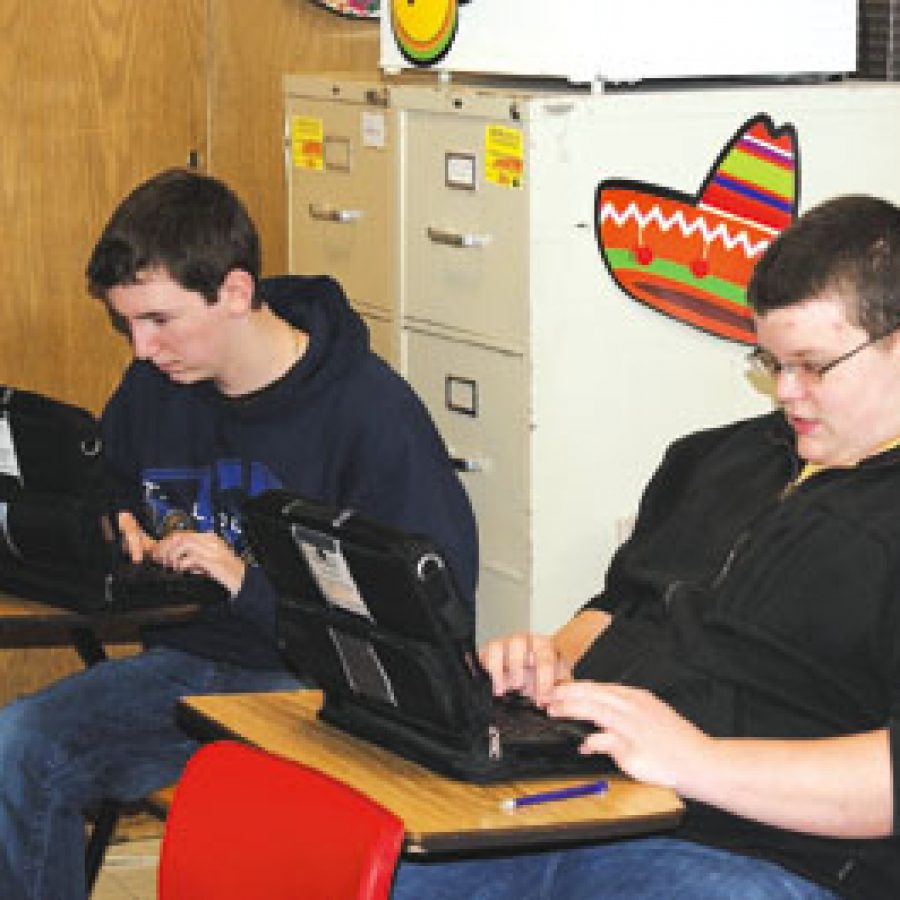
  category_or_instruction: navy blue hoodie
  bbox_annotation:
[100,275,478,669]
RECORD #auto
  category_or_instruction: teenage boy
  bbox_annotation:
[392,195,900,899]
[0,168,477,899]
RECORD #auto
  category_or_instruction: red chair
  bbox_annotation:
[157,741,404,900]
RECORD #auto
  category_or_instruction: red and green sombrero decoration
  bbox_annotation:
[390,0,469,66]
[596,114,799,344]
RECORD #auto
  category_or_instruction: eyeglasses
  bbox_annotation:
[747,328,898,383]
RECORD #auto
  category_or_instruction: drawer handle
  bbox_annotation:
[427,226,491,249]
[308,203,363,224]
[450,455,484,473]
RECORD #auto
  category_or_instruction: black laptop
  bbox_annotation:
[243,488,613,783]
[0,385,227,612]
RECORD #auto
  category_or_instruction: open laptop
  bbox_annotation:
[0,385,227,612]
[243,488,613,783]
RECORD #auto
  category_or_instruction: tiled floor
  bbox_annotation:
[91,837,161,900]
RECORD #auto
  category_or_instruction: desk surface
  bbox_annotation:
[0,590,200,653]
[178,690,684,856]
[0,592,198,625]
[0,593,86,624]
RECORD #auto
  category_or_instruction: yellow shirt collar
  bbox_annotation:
[791,435,900,489]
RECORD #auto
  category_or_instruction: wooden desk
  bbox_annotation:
[178,690,685,856]
[0,592,199,628]
[0,590,199,665]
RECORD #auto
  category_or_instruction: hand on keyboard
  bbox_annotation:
[152,529,246,597]
[497,691,595,744]
[480,633,572,705]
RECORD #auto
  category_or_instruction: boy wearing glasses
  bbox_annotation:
[391,194,900,899]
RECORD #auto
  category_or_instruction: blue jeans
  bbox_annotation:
[391,837,840,899]
[0,645,301,900]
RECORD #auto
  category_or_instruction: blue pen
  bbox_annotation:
[500,779,609,812]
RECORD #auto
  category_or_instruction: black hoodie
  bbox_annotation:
[580,412,900,898]
[100,275,478,670]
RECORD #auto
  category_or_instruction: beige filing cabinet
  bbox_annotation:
[284,74,400,367]
[392,80,900,642]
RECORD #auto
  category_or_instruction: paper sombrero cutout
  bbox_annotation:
[596,114,799,345]
[310,0,379,18]
[390,0,471,66]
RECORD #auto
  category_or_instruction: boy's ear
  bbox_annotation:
[218,269,255,315]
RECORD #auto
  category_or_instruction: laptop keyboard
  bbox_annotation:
[109,560,229,608]
[492,691,594,747]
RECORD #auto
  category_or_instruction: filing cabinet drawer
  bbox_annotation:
[286,89,396,315]
[400,109,529,348]
[403,326,532,638]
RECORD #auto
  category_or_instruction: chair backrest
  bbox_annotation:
[157,740,404,900]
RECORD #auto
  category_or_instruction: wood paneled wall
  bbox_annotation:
[0,0,379,704]
[0,0,207,413]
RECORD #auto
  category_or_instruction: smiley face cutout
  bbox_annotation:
[390,0,460,66]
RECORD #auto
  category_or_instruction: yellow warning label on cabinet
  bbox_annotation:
[291,115,324,171]
[485,124,524,188]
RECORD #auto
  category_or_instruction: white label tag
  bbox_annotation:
[296,531,372,621]
[0,417,20,480]
[361,111,386,149]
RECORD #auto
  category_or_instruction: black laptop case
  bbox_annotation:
[244,488,611,783]
[0,385,107,500]
[0,385,227,611]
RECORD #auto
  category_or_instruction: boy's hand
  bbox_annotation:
[116,511,157,563]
